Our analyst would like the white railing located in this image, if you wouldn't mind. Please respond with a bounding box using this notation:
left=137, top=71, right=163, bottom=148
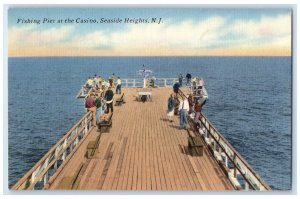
left=76, top=77, right=182, bottom=98
left=121, top=77, right=178, bottom=88
left=12, top=112, right=93, bottom=190
left=178, top=90, right=271, bottom=191
left=197, top=114, right=271, bottom=190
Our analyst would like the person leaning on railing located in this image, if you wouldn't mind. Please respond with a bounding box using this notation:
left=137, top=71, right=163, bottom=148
left=194, top=99, right=202, bottom=129
left=85, top=93, right=97, bottom=127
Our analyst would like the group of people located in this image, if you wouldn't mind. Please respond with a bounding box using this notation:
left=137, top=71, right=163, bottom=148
left=109, top=73, right=122, bottom=94
left=84, top=74, right=122, bottom=97
left=84, top=74, right=121, bottom=127
left=168, top=74, right=205, bottom=130
left=178, top=73, right=192, bottom=87
left=167, top=93, right=202, bottom=130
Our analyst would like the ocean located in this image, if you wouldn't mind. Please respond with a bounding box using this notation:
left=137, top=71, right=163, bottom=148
left=8, top=56, right=292, bottom=190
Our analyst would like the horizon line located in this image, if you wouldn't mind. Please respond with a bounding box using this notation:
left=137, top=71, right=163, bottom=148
left=8, top=55, right=292, bottom=58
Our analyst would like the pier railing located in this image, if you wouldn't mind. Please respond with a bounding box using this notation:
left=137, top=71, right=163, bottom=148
left=198, top=114, right=271, bottom=191
left=76, top=78, right=179, bottom=98
left=11, top=111, right=93, bottom=190
left=122, top=78, right=178, bottom=88
left=178, top=89, right=271, bottom=191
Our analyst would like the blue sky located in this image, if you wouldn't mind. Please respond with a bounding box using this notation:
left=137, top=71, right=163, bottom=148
left=8, top=7, right=292, bottom=56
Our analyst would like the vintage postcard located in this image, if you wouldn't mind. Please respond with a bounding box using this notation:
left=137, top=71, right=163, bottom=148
left=6, top=5, right=292, bottom=192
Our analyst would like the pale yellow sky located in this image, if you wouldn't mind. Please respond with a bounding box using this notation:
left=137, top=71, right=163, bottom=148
left=8, top=11, right=292, bottom=57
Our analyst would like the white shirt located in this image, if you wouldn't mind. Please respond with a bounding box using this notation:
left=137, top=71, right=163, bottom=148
left=178, top=98, right=189, bottom=111
left=117, top=79, right=121, bottom=85
left=199, top=79, right=204, bottom=86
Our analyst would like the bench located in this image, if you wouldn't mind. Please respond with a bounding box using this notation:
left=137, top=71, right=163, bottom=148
left=86, top=134, right=101, bottom=159
left=115, top=93, right=125, bottom=106
left=188, top=136, right=204, bottom=156
left=97, top=112, right=113, bottom=133
left=57, top=163, right=83, bottom=189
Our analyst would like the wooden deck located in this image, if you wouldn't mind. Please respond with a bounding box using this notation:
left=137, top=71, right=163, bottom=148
left=47, top=87, right=234, bottom=190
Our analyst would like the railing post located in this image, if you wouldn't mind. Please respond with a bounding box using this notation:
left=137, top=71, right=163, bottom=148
left=75, top=127, right=79, bottom=145
left=43, top=171, right=48, bottom=186
left=245, top=170, right=249, bottom=190
left=213, top=141, right=217, bottom=152
left=84, top=117, right=88, bottom=134
left=133, top=79, right=136, bottom=87
left=62, top=151, right=66, bottom=161
left=164, top=79, right=167, bottom=87
left=54, top=161, right=58, bottom=170
left=31, top=171, right=36, bottom=184
left=173, top=78, right=176, bottom=85
left=234, top=154, right=237, bottom=178
left=225, top=146, right=228, bottom=168
left=245, top=182, right=249, bottom=191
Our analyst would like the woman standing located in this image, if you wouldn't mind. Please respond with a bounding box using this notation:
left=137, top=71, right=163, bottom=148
left=167, top=94, right=175, bottom=122
left=194, top=99, right=202, bottom=129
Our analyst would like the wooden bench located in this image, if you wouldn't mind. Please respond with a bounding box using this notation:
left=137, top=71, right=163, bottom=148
left=97, top=112, right=113, bottom=133
left=57, top=163, right=83, bottom=190
left=115, top=93, right=125, bottom=106
left=188, top=136, right=204, bottom=156
left=86, top=134, right=101, bottom=159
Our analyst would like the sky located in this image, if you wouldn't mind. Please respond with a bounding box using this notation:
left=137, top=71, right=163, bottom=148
left=8, top=7, right=292, bottom=56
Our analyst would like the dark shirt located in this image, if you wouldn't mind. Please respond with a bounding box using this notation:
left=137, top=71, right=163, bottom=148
left=85, top=97, right=96, bottom=108
left=173, top=82, right=180, bottom=93
left=194, top=102, right=201, bottom=112
left=95, top=98, right=101, bottom=108
left=104, top=90, right=114, bottom=101
left=168, top=97, right=175, bottom=112
left=186, top=73, right=191, bottom=79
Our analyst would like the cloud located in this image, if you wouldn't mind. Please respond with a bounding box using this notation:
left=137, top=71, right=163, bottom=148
left=8, top=13, right=291, bottom=56
left=9, top=25, right=75, bottom=55
left=70, top=31, right=110, bottom=49
left=102, top=16, right=226, bottom=54
left=232, top=14, right=291, bottom=38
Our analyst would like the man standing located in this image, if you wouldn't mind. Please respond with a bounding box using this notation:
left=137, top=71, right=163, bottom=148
left=178, top=73, right=183, bottom=87
left=85, top=93, right=97, bottom=126
left=178, top=97, right=189, bottom=129
left=116, top=77, right=122, bottom=94
left=105, top=86, right=114, bottom=113
left=186, top=73, right=192, bottom=85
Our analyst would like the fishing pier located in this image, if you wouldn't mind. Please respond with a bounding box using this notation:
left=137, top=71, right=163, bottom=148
left=12, top=78, right=271, bottom=191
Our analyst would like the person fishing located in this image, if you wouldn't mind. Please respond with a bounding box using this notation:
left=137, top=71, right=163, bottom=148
left=186, top=73, right=192, bottom=85
left=194, top=99, right=202, bottom=129
left=85, top=93, right=97, bottom=127
left=167, top=94, right=175, bottom=122
left=178, top=73, right=183, bottom=87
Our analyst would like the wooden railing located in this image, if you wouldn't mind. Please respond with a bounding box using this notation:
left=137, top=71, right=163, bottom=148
left=11, top=112, right=94, bottom=190
left=177, top=89, right=271, bottom=191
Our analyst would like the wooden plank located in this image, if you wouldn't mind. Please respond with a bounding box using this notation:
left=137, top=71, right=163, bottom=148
left=48, top=87, right=234, bottom=191
left=111, top=137, right=128, bottom=189
left=97, top=151, right=113, bottom=189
